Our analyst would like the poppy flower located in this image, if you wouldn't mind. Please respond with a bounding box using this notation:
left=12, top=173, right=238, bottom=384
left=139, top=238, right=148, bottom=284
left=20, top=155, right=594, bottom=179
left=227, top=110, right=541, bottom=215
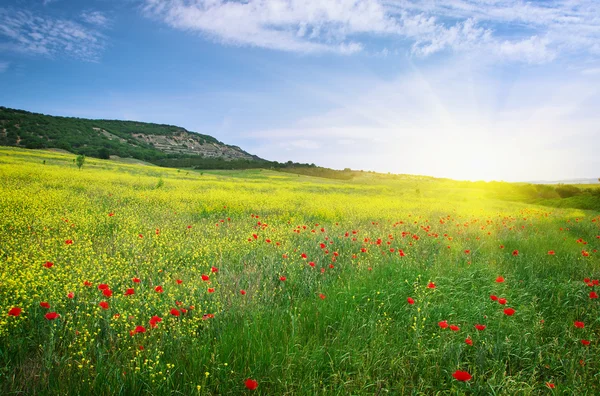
left=590, top=292, right=598, bottom=299
left=546, top=382, right=555, bottom=389
left=175, top=279, right=183, bottom=285
left=40, top=302, right=50, bottom=309
left=83, top=281, right=92, bottom=287
left=45, top=312, right=59, bottom=320
left=309, top=262, right=315, bottom=267
left=98, top=284, right=109, bottom=290
left=574, top=321, right=585, bottom=328
left=211, top=267, right=218, bottom=273
left=319, top=293, right=326, bottom=300
left=208, top=288, right=215, bottom=293
left=99, top=301, right=109, bottom=310
left=465, top=337, right=473, bottom=346
left=155, top=286, right=164, bottom=293
left=449, top=325, right=460, bottom=331
left=512, top=250, right=519, bottom=256
left=124, top=288, right=135, bottom=296
left=103, top=289, right=113, bottom=298
left=498, top=298, right=507, bottom=305
left=149, top=316, right=162, bottom=328
left=201, top=275, right=209, bottom=281
left=548, top=250, right=555, bottom=255
left=65, top=239, right=73, bottom=245
left=43, top=261, right=54, bottom=268
left=240, top=290, right=246, bottom=295
left=495, top=276, right=505, bottom=283
left=581, top=339, right=591, bottom=346
left=475, top=324, right=486, bottom=331
left=135, top=325, right=146, bottom=333
left=438, top=320, right=448, bottom=329
left=301, top=253, right=307, bottom=259
left=132, top=278, right=141, bottom=283
left=8, top=307, right=22, bottom=317
left=490, top=295, right=498, bottom=301
left=427, top=282, right=436, bottom=289
left=452, top=370, right=472, bottom=381
left=67, top=292, right=74, bottom=299
left=279, top=276, right=286, bottom=281
left=503, top=308, right=516, bottom=316
left=170, top=308, right=180, bottom=317
left=407, top=297, right=415, bottom=305
left=245, top=379, right=258, bottom=390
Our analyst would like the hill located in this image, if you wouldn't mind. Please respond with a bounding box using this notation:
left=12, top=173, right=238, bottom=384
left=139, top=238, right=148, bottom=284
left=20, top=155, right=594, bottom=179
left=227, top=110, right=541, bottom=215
left=0, top=106, right=258, bottom=163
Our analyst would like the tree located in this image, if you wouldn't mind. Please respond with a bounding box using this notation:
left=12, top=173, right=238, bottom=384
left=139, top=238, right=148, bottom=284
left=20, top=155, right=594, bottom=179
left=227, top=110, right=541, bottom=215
left=76, top=154, right=85, bottom=170
left=98, top=147, right=110, bottom=159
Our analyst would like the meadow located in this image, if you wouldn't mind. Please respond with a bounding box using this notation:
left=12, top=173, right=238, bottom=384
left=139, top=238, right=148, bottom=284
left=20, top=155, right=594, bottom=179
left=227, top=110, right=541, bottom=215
left=0, top=147, right=599, bottom=395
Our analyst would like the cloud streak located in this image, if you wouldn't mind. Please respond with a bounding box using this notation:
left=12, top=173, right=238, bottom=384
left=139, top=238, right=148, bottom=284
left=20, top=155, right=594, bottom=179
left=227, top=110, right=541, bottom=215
left=0, top=8, right=106, bottom=61
left=141, top=0, right=600, bottom=62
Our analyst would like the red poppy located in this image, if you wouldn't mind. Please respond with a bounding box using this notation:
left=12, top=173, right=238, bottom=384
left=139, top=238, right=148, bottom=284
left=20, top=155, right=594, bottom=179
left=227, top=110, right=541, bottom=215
left=211, top=267, right=218, bottom=273
left=319, top=293, right=326, bottom=300
left=465, top=337, right=473, bottom=346
left=99, top=301, right=109, bottom=310
left=498, top=298, right=507, bottom=305
left=438, top=320, right=448, bottom=329
left=135, top=325, right=146, bottom=333
left=65, top=239, right=73, bottom=245
left=240, top=290, right=246, bottom=295
left=149, top=316, right=162, bottom=328
left=449, top=325, right=460, bottom=331
left=309, top=262, right=315, bottom=267
left=155, top=286, right=164, bottom=293
left=175, top=279, right=183, bottom=285
left=452, top=370, right=472, bottom=381
left=581, top=339, right=591, bottom=346
left=407, top=297, right=415, bottom=305
left=201, top=275, right=209, bottom=281
left=590, top=291, right=598, bottom=299
left=103, top=289, right=113, bottom=298
left=546, top=382, right=555, bottom=389
left=83, top=280, right=92, bottom=287
left=8, top=307, right=22, bottom=316
left=132, top=278, right=141, bottom=283
left=43, top=261, right=54, bottom=268
left=495, top=276, right=505, bottom=283
left=67, top=292, right=74, bottom=299
left=208, top=288, right=215, bottom=293
left=170, top=308, right=180, bottom=317
left=45, top=312, right=59, bottom=320
left=138, top=345, right=144, bottom=350
left=574, top=321, right=585, bottom=328
left=475, top=324, right=486, bottom=331
left=40, top=302, right=50, bottom=309
left=98, top=283, right=109, bottom=290
left=124, top=288, right=135, bottom=296
left=503, top=308, right=516, bottom=316
left=427, top=282, right=436, bottom=289
left=490, top=295, right=498, bottom=301
left=512, top=250, right=519, bottom=256
left=301, top=253, right=307, bottom=259
left=245, top=379, right=258, bottom=390
left=548, top=250, right=555, bottom=255
left=279, top=276, right=286, bottom=281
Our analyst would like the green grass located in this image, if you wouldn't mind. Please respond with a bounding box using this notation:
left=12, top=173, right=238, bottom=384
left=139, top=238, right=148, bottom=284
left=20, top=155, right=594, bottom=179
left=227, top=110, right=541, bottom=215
left=0, top=146, right=599, bottom=395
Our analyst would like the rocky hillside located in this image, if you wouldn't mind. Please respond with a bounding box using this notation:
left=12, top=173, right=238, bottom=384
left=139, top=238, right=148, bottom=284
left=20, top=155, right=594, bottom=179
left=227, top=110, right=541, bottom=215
left=0, top=106, right=258, bottom=162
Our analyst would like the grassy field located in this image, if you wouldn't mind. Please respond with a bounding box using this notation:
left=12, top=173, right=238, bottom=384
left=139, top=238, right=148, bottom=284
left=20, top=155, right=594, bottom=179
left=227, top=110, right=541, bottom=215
left=0, top=147, right=599, bottom=395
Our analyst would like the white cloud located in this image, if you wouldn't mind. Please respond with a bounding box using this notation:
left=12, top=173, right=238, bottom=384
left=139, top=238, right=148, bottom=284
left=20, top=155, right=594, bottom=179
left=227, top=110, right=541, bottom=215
left=0, top=8, right=106, bottom=61
left=142, top=0, right=600, bottom=62
left=81, top=11, right=109, bottom=27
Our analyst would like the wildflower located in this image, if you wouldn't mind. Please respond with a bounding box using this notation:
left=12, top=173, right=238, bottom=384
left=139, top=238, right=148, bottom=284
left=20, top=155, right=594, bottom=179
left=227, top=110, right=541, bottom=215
left=211, top=267, right=218, bottom=273
left=124, top=288, right=135, bottom=296
left=503, top=308, right=516, bottom=316
left=449, top=325, right=460, bottom=331
left=495, top=276, right=505, bottom=283
left=581, top=339, right=590, bottom=346
left=465, top=337, right=473, bottom=346
left=67, top=292, right=74, bottom=299
left=407, top=297, right=415, bottom=305
left=452, top=370, right=472, bottom=381
left=438, top=320, right=449, bottom=329
left=240, top=290, right=246, bottom=295
left=498, top=298, right=507, bottom=305
left=475, top=324, right=486, bottom=331
left=574, top=321, right=585, bottom=328
left=43, top=261, right=54, bottom=268
left=155, top=286, right=164, bottom=293
left=546, top=382, right=555, bottom=389
left=99, top=301, right=109, bottom=310
left=245, top=379, right=258, bottom=390
left=279, top=276, right=286, bottom=281
left=8, top=307, right=22, bottom=316
left=40, top=302, right=50, bottom=309
left=427, top=282, right=436, bottom=289
left=45, top=312, right=59, bottom=320
left=590, top=292, right=598, bottom=299
left=170, top=308, right=180, bottom=317
left=512, top=250, right=519, bottom=256
left=98, top=284, right=109, bottom=290
left=132, top=277, right=141, bottom=283
left=208, top=288, right=215, bottom=293
left=201, top=275, right=209, bottom=281
left=103, top=289, right=113, bottom=298
left=490, top=295, right=498, bottom=301
left=175, top=279, right=183, bottom=285
left=135, top=326, right=146, bottom=333
left=319, top=293, right=326, bottom=300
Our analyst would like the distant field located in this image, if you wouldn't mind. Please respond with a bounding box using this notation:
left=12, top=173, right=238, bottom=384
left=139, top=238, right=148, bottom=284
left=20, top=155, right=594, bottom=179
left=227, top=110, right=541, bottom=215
left=0, top=147, right=599, bottom=395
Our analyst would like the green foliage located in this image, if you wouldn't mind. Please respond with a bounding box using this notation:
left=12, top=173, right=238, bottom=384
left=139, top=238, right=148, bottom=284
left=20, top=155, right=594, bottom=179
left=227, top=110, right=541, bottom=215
left=75, top=154, right=85, bottom=170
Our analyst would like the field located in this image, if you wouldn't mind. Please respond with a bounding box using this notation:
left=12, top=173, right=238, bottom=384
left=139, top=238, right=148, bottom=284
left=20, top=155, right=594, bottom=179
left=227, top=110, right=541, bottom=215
left=0, top=147, right=599, bottom=395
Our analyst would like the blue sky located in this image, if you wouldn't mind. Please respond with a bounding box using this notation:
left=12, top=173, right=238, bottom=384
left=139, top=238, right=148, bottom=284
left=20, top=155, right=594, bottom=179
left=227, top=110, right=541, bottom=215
left=1, top=0, right=599, bottom=181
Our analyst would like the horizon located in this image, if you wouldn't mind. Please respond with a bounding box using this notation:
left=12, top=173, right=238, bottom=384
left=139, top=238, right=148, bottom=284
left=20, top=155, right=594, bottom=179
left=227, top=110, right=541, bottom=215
left=1, top=0, right=599, bottom=182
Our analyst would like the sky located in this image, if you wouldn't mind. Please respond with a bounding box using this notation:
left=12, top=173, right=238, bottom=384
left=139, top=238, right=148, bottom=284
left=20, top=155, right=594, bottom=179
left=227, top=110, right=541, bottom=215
left=1, top=0, right=599, bottom=182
